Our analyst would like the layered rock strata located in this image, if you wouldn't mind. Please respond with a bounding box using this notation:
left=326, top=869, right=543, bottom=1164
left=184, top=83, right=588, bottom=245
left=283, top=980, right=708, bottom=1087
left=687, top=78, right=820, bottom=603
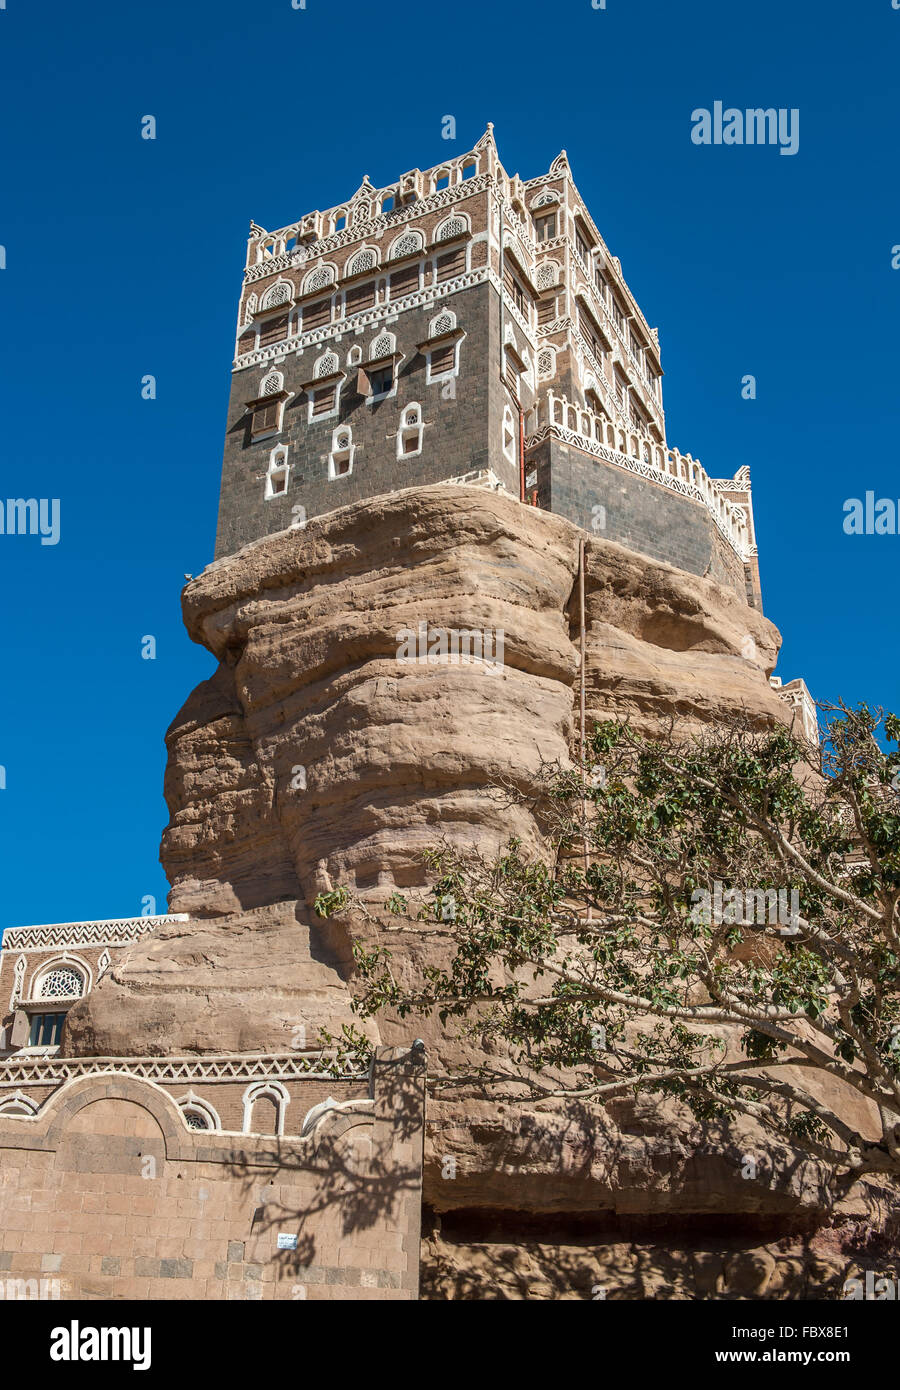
left=65, top=484, right=875, bottom=1299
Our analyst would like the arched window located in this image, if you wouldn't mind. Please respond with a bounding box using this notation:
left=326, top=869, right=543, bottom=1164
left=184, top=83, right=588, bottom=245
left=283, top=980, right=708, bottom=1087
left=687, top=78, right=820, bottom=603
left=329, top=426, right=355, bottom=478
left=397, top=403, right=424, bottom=459
left=261, top=280, right=293, bottom=310
left=242, top=1082, right=289, bottom=1137
left=0, top=1093, right=37, bottom=1117
left=346, top=248, right=377, bottom=276
left=538, top=347, right=555, bottom=379
left=388, top=230, right=425, bottom=260
left=435, top=215, right=469, bottom=242
left=370, top=331, right=395, bottom=360
left=36, top=966, right=84, bottom=1000
left=429, top=309, right=456, bottom=338
left=303, top=265, right=335, bottom=295
left=265, top=445, right=290, bottom=499
left=261, top=369, right=284, bottom=395
left=314, top=352, right=339, bottom=379
left=177, top=1093, right=220, bottom=1132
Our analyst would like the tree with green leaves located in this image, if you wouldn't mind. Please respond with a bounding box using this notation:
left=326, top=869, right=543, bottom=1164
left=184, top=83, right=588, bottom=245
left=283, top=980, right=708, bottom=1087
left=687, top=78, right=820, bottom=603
left=316, top=704, right=900, bottom=1186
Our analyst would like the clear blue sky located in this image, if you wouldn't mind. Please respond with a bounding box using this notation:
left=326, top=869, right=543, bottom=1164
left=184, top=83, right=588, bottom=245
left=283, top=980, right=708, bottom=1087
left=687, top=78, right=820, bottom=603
left=0, top=0, right=897, bottom=932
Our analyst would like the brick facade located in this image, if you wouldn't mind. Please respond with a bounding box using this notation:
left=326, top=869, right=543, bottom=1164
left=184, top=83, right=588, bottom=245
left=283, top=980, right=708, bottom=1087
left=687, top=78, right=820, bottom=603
left=0, top=1046, right=424, bottom=1301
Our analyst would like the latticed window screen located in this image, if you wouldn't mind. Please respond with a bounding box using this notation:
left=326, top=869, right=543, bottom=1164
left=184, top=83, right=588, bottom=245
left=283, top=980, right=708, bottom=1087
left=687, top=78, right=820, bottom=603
left=438, top=218, right=466, bottom=241
left=37, top=967, right=83, bottom=999
left=183, top=1109, right=211, bottom=1131
left=305, top=269, right=333, bottom=293
left=392, top=234, right=421, bottom=259
left=263, top=282, right=292, bottom=308
left=348, top=251, right=376, bottom=275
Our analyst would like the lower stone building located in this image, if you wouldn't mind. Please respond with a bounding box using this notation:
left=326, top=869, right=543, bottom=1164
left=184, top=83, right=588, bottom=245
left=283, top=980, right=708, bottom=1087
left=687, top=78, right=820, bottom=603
left=0, top=917, right=425, bottom=1301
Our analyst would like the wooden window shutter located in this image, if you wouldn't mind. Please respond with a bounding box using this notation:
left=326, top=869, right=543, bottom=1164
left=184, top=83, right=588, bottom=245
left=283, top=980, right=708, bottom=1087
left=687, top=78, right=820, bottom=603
left=252, top=401, right=279, bottom=434
left=303, top=299, right=331, bottom=330
left=436, top=247, right=465, bottom=282
left=238, top=333, right=256, bottom=355
left=390, top=264, right=419, bottom=298
left=537, top=296, right=556, bottom=327
left=345, top=281, right=376, bottom=314
left=430, top=343, right=455, bottom=376
left=259, top=313, right=289, bottom=347
left=312, top=385, right=336, bottom=416
left=505, top=355, right=519, bottom=397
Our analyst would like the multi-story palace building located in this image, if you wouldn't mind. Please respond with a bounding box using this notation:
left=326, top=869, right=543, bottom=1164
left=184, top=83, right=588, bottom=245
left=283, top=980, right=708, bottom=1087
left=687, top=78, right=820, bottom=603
left=216, top=124, right=761, bottom=608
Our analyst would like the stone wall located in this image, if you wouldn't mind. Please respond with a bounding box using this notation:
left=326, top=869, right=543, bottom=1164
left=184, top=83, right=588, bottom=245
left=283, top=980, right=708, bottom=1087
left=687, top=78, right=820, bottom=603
left=0, top=1045, right=424, bottom=1301
left=529, top=435, right=749, bottom=600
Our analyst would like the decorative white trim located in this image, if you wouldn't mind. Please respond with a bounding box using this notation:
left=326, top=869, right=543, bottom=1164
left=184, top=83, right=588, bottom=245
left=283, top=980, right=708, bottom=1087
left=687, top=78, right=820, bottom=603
left=0, top=1052, right=365, bottom=1088
left=328, top=426, right=355, bottom=479
left=245, top=170, right=492, bottom=282
left=300, top=1096, right=374, bottom=1138
left=29, top=954, right=92, bottom=1003
left=527, top=419, right=753, bottom=559
left=530, top=189, right=561, bottom=209
left=0, top=1091, right=38, bottom=1116
left=306, top=373, right=343, bottom=424
left=502, top=405, right=517, bottom=463
left=369, top=330, right=396, bottom=360
left=0, top=916, right=187, bottom=955
left=235, top=265, right=497, bottom=372
left=387, top=229, right=426, bottom=261
left=397, top=402, right=425, bottom=459
left=242, top=1080, right=290, bottom=1137
left=10, top=955, right=25, bottom=1011
left=264, top=445, right=291, bottom=500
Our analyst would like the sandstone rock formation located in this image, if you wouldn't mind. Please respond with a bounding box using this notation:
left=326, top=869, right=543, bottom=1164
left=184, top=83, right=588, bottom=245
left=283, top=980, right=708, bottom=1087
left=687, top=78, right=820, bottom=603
left=67, top=483, right=878, bottom=1299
